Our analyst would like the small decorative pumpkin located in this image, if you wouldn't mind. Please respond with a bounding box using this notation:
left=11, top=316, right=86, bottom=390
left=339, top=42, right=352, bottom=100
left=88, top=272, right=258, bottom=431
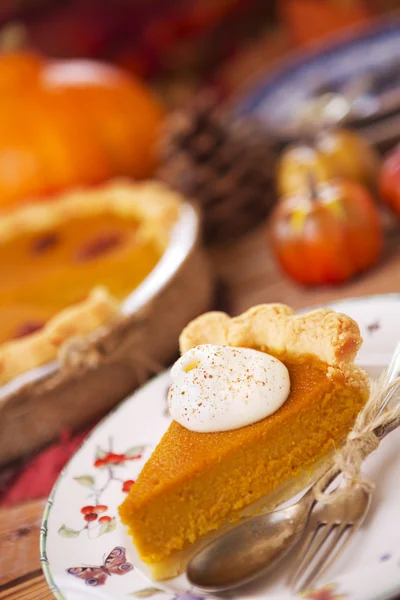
left=380, top=144, right=400, bottom=217
left=277, top=129, right=380, bottom=197
left=0, top=52, right=164, bottom=209
left=270, top=176, right=383, bottom=285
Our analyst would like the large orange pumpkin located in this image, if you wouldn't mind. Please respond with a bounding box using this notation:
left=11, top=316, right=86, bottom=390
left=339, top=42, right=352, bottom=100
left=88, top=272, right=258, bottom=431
left=0, top=52, right=164, bottom=209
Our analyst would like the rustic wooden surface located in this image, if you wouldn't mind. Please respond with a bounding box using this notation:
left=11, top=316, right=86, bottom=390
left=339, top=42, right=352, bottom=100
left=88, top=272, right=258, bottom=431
left=211, top=216, right=400, bottom=316
left=0, top=499, right=53, bottom=599
left=1, top=220, right=400, bottom=598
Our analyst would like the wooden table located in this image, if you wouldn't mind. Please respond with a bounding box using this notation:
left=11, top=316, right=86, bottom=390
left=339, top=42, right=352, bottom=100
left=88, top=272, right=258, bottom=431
left=1, top=219, right=400, bottom=599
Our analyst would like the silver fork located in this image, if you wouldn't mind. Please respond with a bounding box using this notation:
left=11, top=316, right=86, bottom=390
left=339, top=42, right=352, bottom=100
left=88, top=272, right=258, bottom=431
left=288, top=481, right=372, bottom=592
left=289, top=346, right=400, bottom=593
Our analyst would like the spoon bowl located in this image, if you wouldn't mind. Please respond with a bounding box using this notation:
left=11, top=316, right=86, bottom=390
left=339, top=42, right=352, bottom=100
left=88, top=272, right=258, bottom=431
left=187, top=490, right=314, bottom=591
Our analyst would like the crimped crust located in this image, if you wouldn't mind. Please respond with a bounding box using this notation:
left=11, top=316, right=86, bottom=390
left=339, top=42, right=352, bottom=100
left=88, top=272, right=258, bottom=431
left=0, top=180, right=182, bottom=386
left=0, top=287, right=119, bottom=386
left=0, top=179, right=181, bottom=252
left=180, top=304, right=370, bottom=393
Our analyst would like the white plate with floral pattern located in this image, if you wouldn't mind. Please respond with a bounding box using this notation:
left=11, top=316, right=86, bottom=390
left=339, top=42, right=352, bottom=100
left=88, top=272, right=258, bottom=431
left=41, top=294, right=400, bottom=600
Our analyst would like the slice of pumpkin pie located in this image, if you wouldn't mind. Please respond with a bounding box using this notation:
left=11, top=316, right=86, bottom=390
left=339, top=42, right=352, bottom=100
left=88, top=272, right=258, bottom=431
left=119, top=304, right=369, bottom=579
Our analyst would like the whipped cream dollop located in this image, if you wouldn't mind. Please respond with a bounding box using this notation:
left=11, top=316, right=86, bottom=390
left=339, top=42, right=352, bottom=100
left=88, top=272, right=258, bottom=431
left=168, top=344, right=290, bottom=433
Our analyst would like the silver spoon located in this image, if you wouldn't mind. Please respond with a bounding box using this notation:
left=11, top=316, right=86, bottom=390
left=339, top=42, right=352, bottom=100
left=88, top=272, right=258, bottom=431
left=187, top=346, right=400, bottom=592
left=186, top=465, right=337, bottom=591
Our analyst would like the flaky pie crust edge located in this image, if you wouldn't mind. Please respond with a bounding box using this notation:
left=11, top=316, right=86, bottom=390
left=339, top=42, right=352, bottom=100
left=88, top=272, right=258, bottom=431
left=180, top=303, right=370, bottom=394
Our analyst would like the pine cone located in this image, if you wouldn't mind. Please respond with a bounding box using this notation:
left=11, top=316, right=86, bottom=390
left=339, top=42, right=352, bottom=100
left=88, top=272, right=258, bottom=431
left=156, top=95, right=276, bottom=244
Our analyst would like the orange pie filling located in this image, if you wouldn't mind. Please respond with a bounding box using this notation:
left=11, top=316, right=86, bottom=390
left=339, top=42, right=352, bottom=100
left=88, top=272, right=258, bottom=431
left=0, top=212, right=160, bottom=344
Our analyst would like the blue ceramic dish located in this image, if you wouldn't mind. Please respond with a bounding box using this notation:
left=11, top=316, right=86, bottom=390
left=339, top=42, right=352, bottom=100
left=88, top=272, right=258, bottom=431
left=233, top=17, right=400, bottom=143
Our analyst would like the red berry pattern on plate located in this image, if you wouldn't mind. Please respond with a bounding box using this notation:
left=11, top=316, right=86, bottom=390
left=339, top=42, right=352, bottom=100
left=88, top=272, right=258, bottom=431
left=98, top=516, right=112, bottom=524
left=58, top=439, right=146, bottom=540
left=81, top=505, right=95, bottom=515
left=84, top=512, right=98, bottom=522
left=94, top=451, right=143, bottom=468
left=122, top=480, right=135, bottom=493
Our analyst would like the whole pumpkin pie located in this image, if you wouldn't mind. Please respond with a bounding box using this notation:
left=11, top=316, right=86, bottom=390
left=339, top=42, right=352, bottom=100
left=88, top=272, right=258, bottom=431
left=119, top=304, right=370, bottom=579
left=0, top=180, right=181, bottom=385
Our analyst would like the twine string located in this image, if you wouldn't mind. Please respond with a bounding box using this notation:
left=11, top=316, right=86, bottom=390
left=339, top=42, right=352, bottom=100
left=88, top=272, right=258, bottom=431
left=314, top=374, right=400, bottom=504
left=59, top=331, right=165, bottom=387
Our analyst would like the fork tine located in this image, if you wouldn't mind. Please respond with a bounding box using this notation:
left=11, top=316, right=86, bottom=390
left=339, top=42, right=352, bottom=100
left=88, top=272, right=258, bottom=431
left=295, top=524, right=348, bottom=593
left=304, top=522, right=361, bottom=591
left=288, top=524, right=329, bottom=588
left=287, top=527, right=319, bottom=587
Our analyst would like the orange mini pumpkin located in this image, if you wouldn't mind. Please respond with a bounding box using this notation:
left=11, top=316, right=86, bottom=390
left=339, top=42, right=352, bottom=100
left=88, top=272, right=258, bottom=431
left=277, top=129, right=380, bottom=197
left=270, top=177, right=383, bottom=285
left=0, top=52, right=164, bottom=209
